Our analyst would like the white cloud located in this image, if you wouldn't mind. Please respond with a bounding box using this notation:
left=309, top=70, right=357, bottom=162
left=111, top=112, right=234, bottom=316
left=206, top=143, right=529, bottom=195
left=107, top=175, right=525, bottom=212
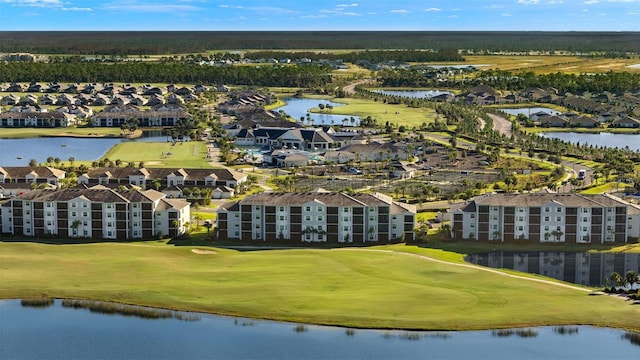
left=390, top=9, right=409, bottom=13
left=502, top=12, right=512, bottom=16
left=336, top=3, right=358, bottom=7
left=102, top=4, right=200, bottom=13
left=583, top=0, right=599, bottom=3
left=62, top=7, right=92, bottom=11
left=448, top=15, right=458, bottom=18
left=424, top=7, right=441, bottom=12
left=0, top=0, right=63, bottom=7
left=517, top=0, right=540, bottom=4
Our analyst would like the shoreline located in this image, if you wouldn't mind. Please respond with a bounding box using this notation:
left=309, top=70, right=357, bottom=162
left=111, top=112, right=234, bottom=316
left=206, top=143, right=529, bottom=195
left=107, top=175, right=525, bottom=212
left=4, top=294, right=638, bottom=333
left=2, top=242, right=639, bottom=333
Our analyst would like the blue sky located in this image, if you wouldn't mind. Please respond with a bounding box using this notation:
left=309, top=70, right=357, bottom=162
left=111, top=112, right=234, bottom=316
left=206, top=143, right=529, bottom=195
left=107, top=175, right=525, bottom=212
left=0, top=0, right=638, bottom=31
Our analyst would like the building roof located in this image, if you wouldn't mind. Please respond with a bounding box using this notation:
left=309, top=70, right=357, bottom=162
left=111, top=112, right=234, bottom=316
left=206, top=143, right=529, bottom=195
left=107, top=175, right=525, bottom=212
left=465, top=193, right=633, bottom=209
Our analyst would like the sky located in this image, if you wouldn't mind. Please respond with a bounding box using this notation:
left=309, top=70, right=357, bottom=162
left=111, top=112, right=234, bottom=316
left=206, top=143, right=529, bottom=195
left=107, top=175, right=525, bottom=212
left=0, top=0, right=638, bottom=31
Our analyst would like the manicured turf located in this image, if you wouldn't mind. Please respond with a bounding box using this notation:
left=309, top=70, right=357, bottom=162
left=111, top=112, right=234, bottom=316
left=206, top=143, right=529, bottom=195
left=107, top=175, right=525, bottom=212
left=100, top=141, right=212, bottom=168
left=1, top=242, right=638, bottom=331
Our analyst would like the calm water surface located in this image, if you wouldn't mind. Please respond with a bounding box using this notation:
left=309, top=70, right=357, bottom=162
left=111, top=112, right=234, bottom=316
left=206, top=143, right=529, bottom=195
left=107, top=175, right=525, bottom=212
left=372, top=90, right=453, bottom=98
left=0, top=134, right=169, bottom=166
left=500, top=107, right=562, bottom=117
left=466, top=251, right=640, bottom=287
left=1, top=300, right=638, bottom=359
left=276, top=97, right=361, bottom=126
left=539, top=132, right=640, bottom=151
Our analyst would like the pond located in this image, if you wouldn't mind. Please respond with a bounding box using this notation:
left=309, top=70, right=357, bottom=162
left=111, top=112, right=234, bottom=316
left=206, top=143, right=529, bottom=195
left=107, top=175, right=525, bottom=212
left=275, top=97, right=361, bottom=127
left=465, top=251, right=640, bottom=287
left=372, top=90, right=453, bottom=98
left=0, top=132, right=170, bottom=166
left=539, top=132, right=640, bottom=151
left=1, top=299, right=638, bottom=359
left=499, top=107, right=562, bottom=118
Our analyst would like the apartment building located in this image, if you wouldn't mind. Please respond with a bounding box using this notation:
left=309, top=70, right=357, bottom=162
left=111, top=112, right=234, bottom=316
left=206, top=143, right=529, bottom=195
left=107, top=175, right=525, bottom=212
left=1, top=187, right=190, bottom=240
left=218, top=191, right=416, bottom=243
left=451, top=193, right=640, bottom=243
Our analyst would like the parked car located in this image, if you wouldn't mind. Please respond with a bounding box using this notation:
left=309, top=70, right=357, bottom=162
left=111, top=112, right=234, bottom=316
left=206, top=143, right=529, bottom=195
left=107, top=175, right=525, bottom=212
left=347, top=167, right=363, bottom=175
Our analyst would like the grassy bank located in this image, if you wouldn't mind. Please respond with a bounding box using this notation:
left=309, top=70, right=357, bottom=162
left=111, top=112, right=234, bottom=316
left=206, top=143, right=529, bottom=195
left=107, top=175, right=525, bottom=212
left=0, top=127, right=123, bottom=139
left=100, top=141, right=212, bottom=168
left=1, top=241, right=638, bottom=331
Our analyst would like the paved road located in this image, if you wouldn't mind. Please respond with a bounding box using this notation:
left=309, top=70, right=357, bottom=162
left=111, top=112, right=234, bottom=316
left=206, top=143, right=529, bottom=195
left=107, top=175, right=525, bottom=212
left=487, top=113, right=513, bottom=137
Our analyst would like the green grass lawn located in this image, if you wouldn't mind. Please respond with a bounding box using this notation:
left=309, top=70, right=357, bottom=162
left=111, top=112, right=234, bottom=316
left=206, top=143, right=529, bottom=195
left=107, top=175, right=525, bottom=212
left=101, top=141, right=212, bottom=168
left=0, top=127, right=123, bottom=139
left=1, top=241, right=638, bottom=331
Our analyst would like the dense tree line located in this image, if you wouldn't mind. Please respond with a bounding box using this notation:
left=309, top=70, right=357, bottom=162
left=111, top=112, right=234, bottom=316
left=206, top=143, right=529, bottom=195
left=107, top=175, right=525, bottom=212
left=377, top=68, right=640, bottom=93
left=244, top=49, right=463, bottom=63
left=0, top=62, right=332, bottom=88
left=2, top=31, right=638, bottom=55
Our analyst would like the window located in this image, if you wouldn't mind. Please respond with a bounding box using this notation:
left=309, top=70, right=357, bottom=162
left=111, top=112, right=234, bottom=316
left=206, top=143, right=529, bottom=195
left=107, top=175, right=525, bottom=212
left=392, top=224, right=397, bottom=229
left=544, top=226, right=549, bottom=232
left=582, top=226, right=588, bottom=232
left=305, top=216, right=310, bottom=221
left=107, top=231, right=112, bottom=237
left=556, top=207, right=562, bottom=213
left=71, top=203, right=77, bottom=208
left=369, top=216, right=375, bottom=221
left=71, top=211, right=77, bottom=217
left=83, top=221, right=88, bottom=226
left=280, top=225, right=285, bottom=230
left=518, top=216, right=524, bottom=221
left=583, top=208, right=589, bottom=213
left=344, top=208, right=349, bottom=213
left=82, top=203, right=88, bottom=208
left=582, top=217, right=588, bottom=222
left=317, top=216, right=323, bottom=221
left=46, top=203, right=52, bottom=208
left=83, top=212, right=88, bottom=217
left=556, top=216, right=562, bottom=222
left=343, top=217, right=349, bottom=221
left=492, top=224, right=498, bottom=230
left=470, top=214, right=475, bottom=219
left=492, top=215, right=498, bottom=220
left=607, top=208, right=612, bottom=213
left=545, top=207, right=550, bottom=212
left=343, top=226, right=349, bottom=231
left=470, top=224, right=475, bottom=228
left=306, top=206, right=311, bottom=212
left=544, top=216, right=549, bottom=222
left=279, top=207, right=284, bottom=211
left=107, top=213, right=112, bottom=218
left=279, top=216, right=285, bottom=221
left=518, top=226, right=524, bottom=231
left=518, top=208, right=524, bottom=213
left=306, top=234, right=311, bottom=240
left=317, top=207, right=322, bottom=212
left=234, top=231, right=239, bottom=237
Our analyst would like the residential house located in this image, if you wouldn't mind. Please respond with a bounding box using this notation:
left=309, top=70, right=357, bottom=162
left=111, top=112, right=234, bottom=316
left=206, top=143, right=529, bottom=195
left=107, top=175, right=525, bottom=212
left=611, top=116, right=640, bottom=128
left=0, top=166, right=66, bottom=188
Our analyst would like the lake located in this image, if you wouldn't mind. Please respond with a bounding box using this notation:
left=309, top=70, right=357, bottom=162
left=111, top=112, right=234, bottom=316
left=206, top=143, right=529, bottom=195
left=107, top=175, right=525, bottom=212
left=1, top=299, right=638, bottom=359
left=276, top=97, right=361, bottom=126
left=372, top=90, right=453, bottom=98
left=500, top=107, right=562, bottom=118
left=0, top=133, right=169, bottom=166
left=539, top=132, right=640, bottom=151
left=466, top=251, right=640, bottom=287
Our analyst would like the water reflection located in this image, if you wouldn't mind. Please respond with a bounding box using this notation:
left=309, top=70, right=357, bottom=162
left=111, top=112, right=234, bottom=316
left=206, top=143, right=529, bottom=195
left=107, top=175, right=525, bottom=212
left=465, top=252, right=640, bottom=287
left=2, top=299, right=639, bottom=359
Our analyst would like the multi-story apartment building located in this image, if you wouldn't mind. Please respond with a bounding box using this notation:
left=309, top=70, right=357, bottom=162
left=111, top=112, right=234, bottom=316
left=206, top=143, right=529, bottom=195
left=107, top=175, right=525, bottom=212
left=218, top=192, right=416, bottom=243
left=451, top=193, right=640, bottom=243
left=1, top=187, right=190, bottom=240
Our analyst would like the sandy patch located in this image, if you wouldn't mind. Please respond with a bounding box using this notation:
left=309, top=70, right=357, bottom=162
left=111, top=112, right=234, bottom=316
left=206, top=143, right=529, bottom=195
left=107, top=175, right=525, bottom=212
left=191, top=249, right=217, bottom=255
